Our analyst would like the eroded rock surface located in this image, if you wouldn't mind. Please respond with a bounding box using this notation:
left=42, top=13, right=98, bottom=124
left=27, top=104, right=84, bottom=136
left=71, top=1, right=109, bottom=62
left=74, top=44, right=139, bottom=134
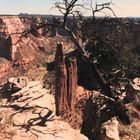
left=100, top=117, right=120, bottom=140
left=8, top=76, right=28, bottom=91
left=0, top=80, right=87, bottom=140
left=0, top=16, right=75, bottom=85
left=1, top=16, right=48, bottom=65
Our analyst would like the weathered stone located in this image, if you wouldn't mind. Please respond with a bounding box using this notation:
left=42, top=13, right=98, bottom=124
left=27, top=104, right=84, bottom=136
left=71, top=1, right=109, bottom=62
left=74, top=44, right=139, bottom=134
left=8, top=76, right=28, bottom=91
left=100, top=117, right=120, bottom=140
left=131, top=78, right=140, bottom=108
left=131, top=78, right=140, bottom=91
left=0, top=80, right=88, bottom=140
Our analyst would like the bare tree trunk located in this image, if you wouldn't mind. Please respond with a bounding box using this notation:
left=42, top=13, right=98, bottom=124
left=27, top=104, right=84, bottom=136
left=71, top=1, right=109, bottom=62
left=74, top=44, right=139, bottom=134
left=55, top=43, right=68, bottom=116
left=55, top=43, right=77, bottom=116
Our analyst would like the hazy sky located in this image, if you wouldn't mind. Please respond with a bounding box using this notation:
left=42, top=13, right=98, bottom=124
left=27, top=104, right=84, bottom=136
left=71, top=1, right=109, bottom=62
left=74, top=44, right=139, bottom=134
left=0, top=0, right=139, bottom=17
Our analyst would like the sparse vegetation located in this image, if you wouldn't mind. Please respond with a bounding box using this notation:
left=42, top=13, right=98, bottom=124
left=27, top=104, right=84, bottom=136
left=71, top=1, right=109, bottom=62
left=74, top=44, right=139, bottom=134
left=0, top=0, right=140, bottom=140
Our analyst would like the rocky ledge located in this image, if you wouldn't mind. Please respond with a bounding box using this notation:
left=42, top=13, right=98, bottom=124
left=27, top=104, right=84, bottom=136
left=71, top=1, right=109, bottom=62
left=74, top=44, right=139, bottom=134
left=0, top=78, right=87, bottom=140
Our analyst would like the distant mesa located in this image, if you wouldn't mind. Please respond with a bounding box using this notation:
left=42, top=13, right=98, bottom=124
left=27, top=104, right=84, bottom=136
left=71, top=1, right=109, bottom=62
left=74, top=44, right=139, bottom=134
left=19, top=13, right=29, bottom=16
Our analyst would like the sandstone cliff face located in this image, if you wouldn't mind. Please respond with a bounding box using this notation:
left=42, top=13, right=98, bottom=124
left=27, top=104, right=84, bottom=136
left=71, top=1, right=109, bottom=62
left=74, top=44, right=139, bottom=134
left=0, top=16, right=51, bottom=68
left=20, top=16, right=48, bottom=36
left=0, top=16, right=74, bottom=84
left=0, top=16, right=50, bottom=84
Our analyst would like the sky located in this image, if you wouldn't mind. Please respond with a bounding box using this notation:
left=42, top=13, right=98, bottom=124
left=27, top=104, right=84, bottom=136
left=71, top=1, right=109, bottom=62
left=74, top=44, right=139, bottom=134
left=0, top=0, right=139, bottom=17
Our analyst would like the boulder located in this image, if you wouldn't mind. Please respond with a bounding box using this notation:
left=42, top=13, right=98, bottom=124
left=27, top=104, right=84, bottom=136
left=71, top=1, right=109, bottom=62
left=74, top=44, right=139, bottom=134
left=2, top=76, right=29, bottom=94
left=131, top=78, right=140, bottom=108
left=131, top=78, right=140, bottom=91
left=100, top=117, right=120, bottom=140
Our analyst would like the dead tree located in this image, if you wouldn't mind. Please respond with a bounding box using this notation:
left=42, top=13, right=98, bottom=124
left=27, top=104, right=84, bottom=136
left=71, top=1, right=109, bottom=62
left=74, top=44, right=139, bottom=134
left=55, top=43, right=77, bottom=116
left=54, top=0, right=130, bottom=125
left=54, top=0, right=115, bottom=99
left=14, top=0, right=130, bottom=125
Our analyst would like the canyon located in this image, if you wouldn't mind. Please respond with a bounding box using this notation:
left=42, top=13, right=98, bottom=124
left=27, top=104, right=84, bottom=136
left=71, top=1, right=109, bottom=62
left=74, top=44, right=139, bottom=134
left=0, top=15, right=140, bottom=140
left=0, top=16, right=73, bottom=84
